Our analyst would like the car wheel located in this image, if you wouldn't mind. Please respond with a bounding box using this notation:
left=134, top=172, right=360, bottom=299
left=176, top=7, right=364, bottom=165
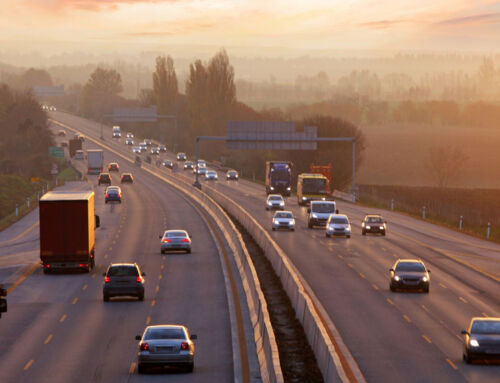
left=382, top=232, right=386, bottom=236
left=43, top=268, right=51, bottom=274
left=266, top=207, right=269, bottom=211
left=308, top=222, right=313, bottom=229
left=346, top=235, right=351, bottom=239
left=390, top=285, right=395, bottom=292
left=138, top=293, right=144, bottom=301
left=362, top=230, right=366, bottom=235
left=103, top=294, right=109, bottom=302
left=161, top=250, right=164, bottom=254
left=186, top=249, right=191, bottom=254
left=291, top=228, right=295, bottom=232
left=272, top=228, right=276, bottom=231
left=186, top=363, right=194, bottom=373
left=326, top=233, right=330, bottom=238
left=463, top=353, right=472, bottom=364
left=423, top=286, right=430, bottom=294
left=138, top=364, right=147, bottom=374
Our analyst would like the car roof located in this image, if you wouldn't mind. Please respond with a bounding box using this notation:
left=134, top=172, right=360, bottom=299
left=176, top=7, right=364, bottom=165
left=274, top=210, right=292, bottom=215
left=99, top=172, right=110, bottom=176
left=329, top=214, right=348, bottom=219
left=396, top=259, right=424, bottom=264
left=145, top=324, right=186, bottom=331
left=122, top=173, right=132, bottom=176
left=268, top=194, right=283, bottom=198
left=109, top=162, right=118, bottom=165
left=365, top=214, right=382, bottom=218
left=163, top=230, right=188, bottom=234
left=470, top=317, right=500, bottom=322
left=109, top=263, right=138, bottom=268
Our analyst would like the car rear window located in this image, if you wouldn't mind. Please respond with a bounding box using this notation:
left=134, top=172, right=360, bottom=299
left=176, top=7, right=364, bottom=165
left=145, top=328, right=186, bottom=340
left=395, top=262, right=425, bottom=272
left=108, top=266, right=139, bottom=276
left=165, top=231, right=187, bottom=238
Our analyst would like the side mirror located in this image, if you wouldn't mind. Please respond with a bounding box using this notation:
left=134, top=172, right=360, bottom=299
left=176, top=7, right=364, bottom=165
left=102, top=272, right=106, bottom=276
left=135, top=335, right=141, bottom=340
left=427, top=270, right=431, bottom=273
left=389, top=268, right=394, bottom=272
left=384, top=220, right=388, bottom=224
left=307, top=208, right=311, bottom=213
left=95, top=215, right=100, bottom=228
left=336, top=209, right=339, bottom=214
left=190, top=334, right=197, bottom=340
left=461, top=330, right=468, bottom=335
left=188, top=233, right=193, bottom=238
left=159, top=235, right=162, bottom=239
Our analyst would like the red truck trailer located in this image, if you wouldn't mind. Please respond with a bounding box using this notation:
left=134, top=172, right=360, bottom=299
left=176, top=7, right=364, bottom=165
left=39, top=191, right=99, bottom=273
left=310, top=164, right=333, bottom=194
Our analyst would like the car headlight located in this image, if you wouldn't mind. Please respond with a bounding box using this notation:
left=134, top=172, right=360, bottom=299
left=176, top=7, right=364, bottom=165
left=470, top=339, right=479, bottom=347
left=346, top=226, right=351, bottom=232
left=286, top=187, right=291, bottom=191
left=312, top=214, right=318, bottom=218
left=394, top=275, right=401, bottom=281
left=365, top=225, right=371, bottom=230
left=279, top=202, right=284, bottom=206
left=270, top=186, right=275, bottom=190
left=422, top=276, right=428, bottom=282
left=302, top=197, right=307, bottom=200
left=274, top=220, right=280, bottom=225
left=268, top=202, right=272, bottom=206
left=380, top=226, right=385, bottom=230
left=321, top=197, right=326, bottom=201
left=290, top=220, right=295, bottom=225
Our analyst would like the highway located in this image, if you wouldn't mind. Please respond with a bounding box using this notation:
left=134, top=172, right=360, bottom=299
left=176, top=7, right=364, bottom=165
left=50, top=111, right=500, bottom=382
left=0, top=135, right=236, bottom=382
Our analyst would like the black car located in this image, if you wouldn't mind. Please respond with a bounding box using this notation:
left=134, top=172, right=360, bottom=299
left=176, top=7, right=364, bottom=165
left=163, top=160, right=173, bottom=169
left=98, top=173, right=112, bottom=185
left=462, top=317, right=500, bottom=363
left=226, top=170, right=239, bottom=180
left=184, top=161, right=194, bottom=170
left=103, top=263, right=145, bottom=301
left=389, top=259, right=430, bottom=293
left=121, top=173, right=134, bottom=183
left=361, top=215, right=386, bottom=236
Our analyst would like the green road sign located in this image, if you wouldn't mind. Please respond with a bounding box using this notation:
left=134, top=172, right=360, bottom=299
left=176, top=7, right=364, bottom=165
left=49, top=146, right=64, bottom=158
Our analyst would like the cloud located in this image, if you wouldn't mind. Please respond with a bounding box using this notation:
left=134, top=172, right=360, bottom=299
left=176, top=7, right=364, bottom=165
left=358, top=19, right=406, bottom=29
left=23, top=0, right=182, bottom=12
left=437, top=12, right=500, bottom=26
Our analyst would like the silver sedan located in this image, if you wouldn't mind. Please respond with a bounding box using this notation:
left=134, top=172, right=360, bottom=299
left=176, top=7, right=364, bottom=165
left=272, top=211, right=295, bottom=231
left=136, top=325, right=197, bottom=373
left=160, top=230, right=192, bottom=254
left=205, top=170, right=218, bottom=180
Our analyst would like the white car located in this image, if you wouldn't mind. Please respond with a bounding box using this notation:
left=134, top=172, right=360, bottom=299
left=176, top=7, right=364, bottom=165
left=193, top=166, right=206, bottom=175
left=326, top=214, right=351, bottom=238
left=125, top=139, right=134, bottom=145
left=205, top=170, right=218, bottom=180
left=266, top=194, right=285, bottom=210
left=272, top=211, right=295, bottom=231
left=132, top=147, right=141, bottom=154
left=126, top=133, right=134, bottom=138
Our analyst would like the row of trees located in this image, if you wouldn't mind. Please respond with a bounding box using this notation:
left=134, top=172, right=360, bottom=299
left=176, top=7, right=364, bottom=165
left=0, top=84, right=53, bottom=176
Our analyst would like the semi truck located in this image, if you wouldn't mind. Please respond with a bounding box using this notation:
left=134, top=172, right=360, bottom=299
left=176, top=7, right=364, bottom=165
left=87, top=149, right=104, bottom=174
left=265, top=161, right=293, bottom=196
left=39, top=191, right=100, bottom=273
left=297, top=173, right=330, bottom=205
left=310, top=164, right=332, bottom=194
left=68, top=138, right=82, bottom=157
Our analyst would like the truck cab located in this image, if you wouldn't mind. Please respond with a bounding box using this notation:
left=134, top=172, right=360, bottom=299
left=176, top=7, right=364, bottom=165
left=307, top=201, right=338, bottom=228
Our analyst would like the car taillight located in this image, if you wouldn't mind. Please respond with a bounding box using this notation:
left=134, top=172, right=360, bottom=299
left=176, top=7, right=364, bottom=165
left=162, top=239, right=171, bottom=243
left=181, top=238, right=190, bottom=243
left=140, top=342, right=149, bottom=351
left=105, top=194, right=109, bottom=198
left=136, top=276, right=142, bottom=283
left=180, top=342, right=190, bottom=351
left=104, top=276, right=110, bottom=283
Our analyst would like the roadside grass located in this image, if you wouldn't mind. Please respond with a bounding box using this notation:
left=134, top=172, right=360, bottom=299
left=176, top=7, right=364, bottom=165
left=57, top=166, right=78, bottom=182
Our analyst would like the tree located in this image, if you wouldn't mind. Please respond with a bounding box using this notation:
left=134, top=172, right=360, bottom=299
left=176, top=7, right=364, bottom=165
left=20, top=68, right=53, bottom=89
left=81, top=67, right=123, bottom=118
left=426, top=146, right=469, bottom=188
left=153, top=56, right=178, bottom=114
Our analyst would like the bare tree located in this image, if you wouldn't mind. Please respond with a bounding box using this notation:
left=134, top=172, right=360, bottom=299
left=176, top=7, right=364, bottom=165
left=426, top=146, right=469, bottom=188
left=153, top=56, right=178, bottom=114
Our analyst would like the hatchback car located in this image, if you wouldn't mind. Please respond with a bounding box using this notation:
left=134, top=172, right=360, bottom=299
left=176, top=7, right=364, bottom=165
left=176, top=152, right=186, bottom=161
left=160, top=230, right=192, bottom=254
left=159, top=145, right=167, bottom=152
left=126, top=132, right=134, bottom=138
left=105, top=186, right=122, bottom=203
left=103, top=263, right=145, bottom=301
left=133, top=147, right=141, bottom=153
left=272, top=211, right=295, bottom=231
left=266, top=194, right=285, bottom=210
left=462, top=317, right=500, bottom=364
left=162, top=160, right=173, bottom=169
left=98, top=172, right=112, bottom=185
left=389, top=259, right=430, bottom=293
left=205, top=170, right=218, bottom=180
left=326, top=214, right=351, bottom=238
left=184, top=161, right=194, bottom=170
left=139, top=143, right=147, bottom=152
left=125, top=138, right=134, bottom=145
left=136, top=325, right=197, bottom=373
left=108, top=162, right=119, bottom=172
left=226, top=170, right=239, bottom=180
left=121, top=173, right=134, bottom=184
left=362, top=215, right=387, bottom=236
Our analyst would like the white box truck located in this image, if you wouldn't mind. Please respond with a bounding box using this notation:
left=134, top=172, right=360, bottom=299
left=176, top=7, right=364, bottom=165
left=87, top=149, right=104, bottom=174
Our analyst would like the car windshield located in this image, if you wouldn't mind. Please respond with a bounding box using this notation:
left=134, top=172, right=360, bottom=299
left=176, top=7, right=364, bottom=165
left=471, top=321, right=500, bottom=334
left=275, top=212, right=292, bottom=218
left=270, top=168, right=290, bottom=181
left=145, top=328, right=186, bottom=340
left=395, top=262, right=426, bottom=272
left=269, top=196, right=282, bottom=201
left=228, top=171, right=236, bottom=175
left=302, top=178, right=327, bottom=194
left=367, top=217, right=383, bottom=223
left=312, top=203, right=335, bottom=213
left=331, top=217, right=348, bottom=224
left=165, top=231, right=187, bottom=238
left=108, top=266, right=138, bottom=276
